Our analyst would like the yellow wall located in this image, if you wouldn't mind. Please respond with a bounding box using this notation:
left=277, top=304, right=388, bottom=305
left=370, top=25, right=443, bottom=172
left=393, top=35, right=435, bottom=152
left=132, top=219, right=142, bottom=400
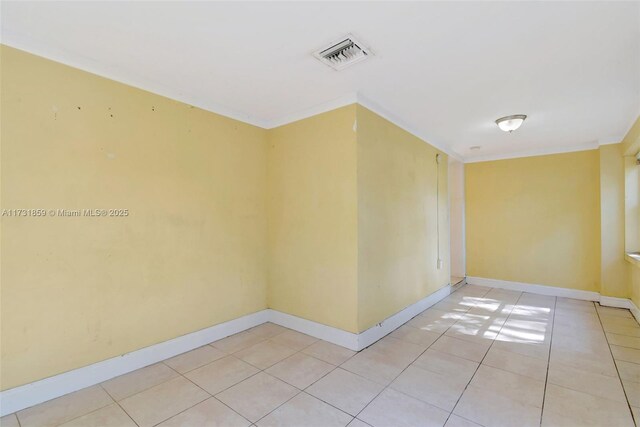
left=622, top=116, right=640, bottom=157
left=1, top=47, right=451, bottom=389
left=267, top=106, right=359, bottom=333
left=600, top=143, right=630, bottom=298
left=466, top=150, right=601, bottom=291
left=622, top=116, right=640, bottom=307
left=1, top=46, right=269, bottom=390
left=356, top=106, right=449, bottom=331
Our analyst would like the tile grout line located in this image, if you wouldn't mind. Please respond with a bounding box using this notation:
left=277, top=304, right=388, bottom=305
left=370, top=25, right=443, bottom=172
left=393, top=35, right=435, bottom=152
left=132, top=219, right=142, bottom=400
left=195, top=330, right=305, bottom=426
left=45, top=384, right=139, bottom=427
left=537, top=295, right=557, bottom=427
left=248, top=342, right=327, bottom=425
left=102, top=326, right=293, bottom=426
left=10, top=290, right=568, bottom=427
left=170, top=370, right=252, bottom=427
left=99, top=383, right=141, bottom=427
left=189, top=326, right=361, bottom=425
left=595, top=303, right=638, bottom=427
left=443, top=288, right=525, bottom=426
left=283, top=299, right=481, bottom=423
left=209, top=330, right=354, bottom=425
left=107, top=364, right=213, bottom=427
left=146, top=326, right=306, bottom=426
left=249, top=336, right=366, bottom=424
left=350, top=285, right=495, bottom=424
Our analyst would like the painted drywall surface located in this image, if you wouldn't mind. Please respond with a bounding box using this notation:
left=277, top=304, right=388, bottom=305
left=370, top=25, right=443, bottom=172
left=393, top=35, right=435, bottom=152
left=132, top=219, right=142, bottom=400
left=600, top=144, right=630, bottom=298
left=449, top=158, right=465, bottom=278
left=632, top=267, right=640, bottom=309
left=356, top=105, right=450, bottom=332
left=267, top=105, right=359, bottom=333
left=622, top=116, right=640, bottom=307
left=625, top=156, right=639, bottom=253
left=623, top=116, right=640, bottom=255
left=466, top=150, right=601, bottom=291
left=0, top=46, right=268, bottom=390
left=622, top=115, right=640, bottom=157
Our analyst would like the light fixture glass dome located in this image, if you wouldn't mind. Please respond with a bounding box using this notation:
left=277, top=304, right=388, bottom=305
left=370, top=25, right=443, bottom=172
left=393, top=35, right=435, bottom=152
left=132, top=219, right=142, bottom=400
left=496, top=114, right=527, bottom=132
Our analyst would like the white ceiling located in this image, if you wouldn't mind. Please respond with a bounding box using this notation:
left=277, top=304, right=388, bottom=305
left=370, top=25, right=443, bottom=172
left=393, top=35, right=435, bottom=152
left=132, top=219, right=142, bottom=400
left=2, top=1, right=639, bottom=161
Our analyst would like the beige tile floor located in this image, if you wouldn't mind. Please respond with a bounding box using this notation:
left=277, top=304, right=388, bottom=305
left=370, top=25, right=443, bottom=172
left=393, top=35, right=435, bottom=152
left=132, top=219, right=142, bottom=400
left=3, top=284, right=640, bottom=427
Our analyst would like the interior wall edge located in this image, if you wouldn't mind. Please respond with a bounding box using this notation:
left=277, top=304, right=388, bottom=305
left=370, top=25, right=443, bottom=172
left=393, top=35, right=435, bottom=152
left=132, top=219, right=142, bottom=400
left=0, top=309, right=271, bottom=417
left=0, top=281, right=460, bottom=417
left=466, top=276, right=630, bottom=304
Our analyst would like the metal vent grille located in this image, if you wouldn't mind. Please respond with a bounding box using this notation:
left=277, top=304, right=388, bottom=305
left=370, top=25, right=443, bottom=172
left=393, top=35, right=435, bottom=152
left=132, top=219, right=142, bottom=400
left=313, top=35, right=371, bottom=70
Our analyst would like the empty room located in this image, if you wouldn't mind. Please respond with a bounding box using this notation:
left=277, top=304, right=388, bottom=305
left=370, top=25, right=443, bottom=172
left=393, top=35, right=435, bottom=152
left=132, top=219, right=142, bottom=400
left=1, top=1, right=640, bottom=426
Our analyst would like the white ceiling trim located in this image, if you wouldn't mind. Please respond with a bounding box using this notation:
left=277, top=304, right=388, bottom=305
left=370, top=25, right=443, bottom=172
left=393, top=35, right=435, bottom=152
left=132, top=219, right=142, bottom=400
left=464, top=142, right=603, bottom=164
left=264, top=93, right=358, bottom=129
left=2, top=37, right=464, bottom=161
left=598, top=137, right=625, bottom=146
left=357, top=94, right=464, bottom=163
left=2, top=2, right=637, bottom=165
left=1, top=35, right=272, bottom=129
left=0, top=35, right=632, bottom=165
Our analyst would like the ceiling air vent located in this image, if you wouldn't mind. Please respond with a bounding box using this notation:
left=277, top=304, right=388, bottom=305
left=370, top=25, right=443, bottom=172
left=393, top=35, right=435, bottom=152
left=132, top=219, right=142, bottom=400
left=313, top=35, right=371, bottom=70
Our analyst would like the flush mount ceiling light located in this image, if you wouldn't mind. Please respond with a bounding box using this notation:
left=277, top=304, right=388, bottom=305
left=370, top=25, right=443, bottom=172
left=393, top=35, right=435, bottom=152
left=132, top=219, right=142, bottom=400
left=313, top=35, right=371, bottom=70
left=496, top=114, right=527, bottom=133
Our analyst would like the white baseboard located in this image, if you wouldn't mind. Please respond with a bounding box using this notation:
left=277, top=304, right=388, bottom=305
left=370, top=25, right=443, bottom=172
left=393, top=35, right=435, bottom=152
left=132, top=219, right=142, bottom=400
left=599, top=296, right=632, bottom=309
left=599, top=296, right=640, bottom=325
left=0, top=310, right=270, bottom=416
left=268, top=283, right=453, bottom=351
left=629, top=300, right=640, bottom=324
left=0, top=283, right=454, bottom=416
left=267, top=309, right=359, bottom=351
left=466, top=276, right=601, bottom=301
left=356, top=284, right=452, bottom=349
left=467, top=277, right=640, bottom=324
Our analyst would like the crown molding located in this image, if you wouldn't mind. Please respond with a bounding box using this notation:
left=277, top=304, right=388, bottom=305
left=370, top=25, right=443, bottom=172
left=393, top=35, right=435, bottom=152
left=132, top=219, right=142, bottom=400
left=3, top=38, right=633, bottom=164
left=356, top=94, right=464, bottom=162
left=1, top=36, right=271, bottom=129
left=263, top=93, right=358, bottom=129
left=598, top=136, right=624, bottom=146
left=463, top=142, right=604, bottom=163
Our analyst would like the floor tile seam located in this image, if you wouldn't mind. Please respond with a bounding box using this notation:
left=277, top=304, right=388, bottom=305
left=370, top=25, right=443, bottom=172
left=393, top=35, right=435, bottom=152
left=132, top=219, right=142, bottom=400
left=353, top=286, right=513, bottom=424
left=98, top=361, right=180, bottom=402
left=288, top=356, right=367, bottom=415
left=264, top=355, right=340, bottom=390
left=98, top=383, right=141, bottom=427
left=166, top=351, right=233, bottom=376
left=303, top=377, right=374, bottom=419
left=250, top=388, right=305, bottom=425
left=256, top=389, right=356, bottom=426
left=172, top=363, right=257, bottom=427
left=229, top=339, right=311, bottom=371
left=594, top=302, right=638, bottom=426
left=13, top=412, right=23, bottom=427
left=385, top=375, right=468, bottom=413
left=348, top=314, right=462, bottom=422
left=606, top=338, right=640, bottom=352
left=140, top=369, right=217, bottom=427
left=545, top=376, right=632, bottom=405
left=24, top=384, right=130, bottom=427
left=537, top=296, right=558, bottom=427
left=193, top=337, right=315, bottom=375
left=445, top=290, right=528, bottom=425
